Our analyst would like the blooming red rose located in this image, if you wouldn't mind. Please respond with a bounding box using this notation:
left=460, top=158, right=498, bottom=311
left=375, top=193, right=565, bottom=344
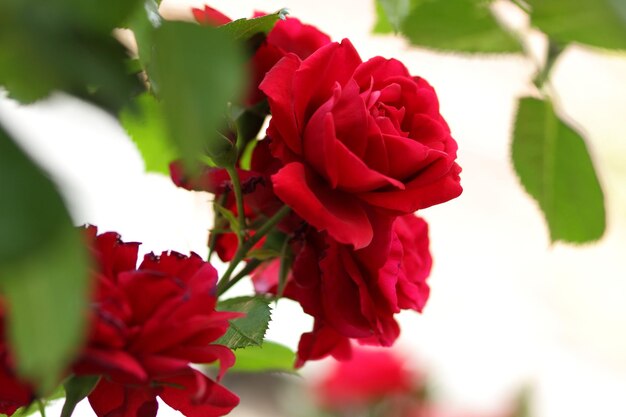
left=253, top=214, right=432, bottom=366
left=75, top=227, right=240, bottom=417
left=260, top=39, right=462, bottom=249
left=0, top=304, right=34, bottom=417
left=192, top=5, right=331, bottom=104
left=316, top=346, right=415, bottom=408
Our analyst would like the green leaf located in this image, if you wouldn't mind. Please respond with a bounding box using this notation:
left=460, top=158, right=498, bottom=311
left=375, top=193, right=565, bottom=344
left=215, top=204, right=241, bottom=235
left=375, top=0, right=411, bottom=32
left=229, top=341, right=296, bottom=373
left=216, top=296, right=272, bottom=349
left=0, top=0, right=143, bottom=110
left=125, top=0, right=161, bottom=81
left=0, top=134, right=69, bottom=262
left=512, top=97, right=606, bottom=243
left=220, top=9, right=289, bottom=40
left=153, top=21, right=246, bottom=168
left=0, top=127, right=90, bottom=391
left=399, top=0, right=522, bottom=53
left=526, top=0, right=626, bottom=50
left=120, top=93, right=178, bottom=174
left=61, top=375, right=100, bottom=417
left=247, top=249, right=282, bottom=261
left=374, top=1, right=396, bottom=33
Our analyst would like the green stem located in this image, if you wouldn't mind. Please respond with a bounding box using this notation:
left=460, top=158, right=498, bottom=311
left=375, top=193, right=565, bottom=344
left=226, top=166, right=246, bottom=245
left=217, top=205, right=291, bottom=295
left=218, top=259, right=262, bottom=295
left=36, top=399, right=46, bottom=417
left=534, top=39, right=564, bottom=91
left=208, top=194, right=227, bottom=262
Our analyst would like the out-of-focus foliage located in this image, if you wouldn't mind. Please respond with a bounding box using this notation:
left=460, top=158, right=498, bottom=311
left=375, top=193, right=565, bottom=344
left=229, top=341, right=297, bottom=373
left=374, top=0, right=522, bottom=53
left=0, top=126, right=90, bottom=392
left=526, top=0, right=626, bottom=50
left=0, top=0, right=144, bottom=111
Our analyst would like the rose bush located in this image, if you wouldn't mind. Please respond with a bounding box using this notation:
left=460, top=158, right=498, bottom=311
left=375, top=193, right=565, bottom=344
left=260, top=39, right=462, bottom=249
left=72, top=227, right=240, bottom=417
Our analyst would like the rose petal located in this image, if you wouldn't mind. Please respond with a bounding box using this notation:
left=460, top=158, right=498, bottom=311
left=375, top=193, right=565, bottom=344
left=260, top=54, right=303, bottom=155
left=272, top=162, right=373, bottom=249
left=192, top=6, right=231, bottom=26
left=359, top=161, right=462, bottom=213
left=292, top=39, right=362, bottom=128
left=88, top=379, right=158, bottom=417
left=159, top=369, right=239, bottom=417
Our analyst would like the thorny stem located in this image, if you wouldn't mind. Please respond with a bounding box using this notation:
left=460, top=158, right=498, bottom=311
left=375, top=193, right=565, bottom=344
left=217, top=205, right=291, bottom=295
left=226, top=165, right=247, bottom=246
left=218, top=259, right=262, bottom=295
left=208, top=193, right=227, bottom=262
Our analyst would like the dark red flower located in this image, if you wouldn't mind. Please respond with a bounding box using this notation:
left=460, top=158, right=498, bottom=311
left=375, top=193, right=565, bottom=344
left=192, top=5, right=331, bottom=104
left=260, top=39, right=461, bottom=249
left=316, top=346, right=415, bottom=408
left=75, top=227, right=240, bottom=417
left=253, top=214, right=433, bottom=366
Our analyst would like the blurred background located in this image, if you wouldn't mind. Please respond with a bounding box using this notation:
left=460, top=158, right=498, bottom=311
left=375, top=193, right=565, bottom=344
left=1, top=0, right=625, bottom=416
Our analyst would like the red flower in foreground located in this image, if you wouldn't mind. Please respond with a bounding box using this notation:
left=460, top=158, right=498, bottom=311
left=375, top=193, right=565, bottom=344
left=260, top=39, right=462, bottom=249
left=316, top=346, right=415, bottom=408
left=253, top=214, right=433, bottom=366
left=192, top=5, right=331, bottom=104
left=75, top=227, right=239, bottom=417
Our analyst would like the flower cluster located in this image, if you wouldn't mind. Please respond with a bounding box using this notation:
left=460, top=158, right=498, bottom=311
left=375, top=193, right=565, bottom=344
left=0, top=227, right=239, bottom=417
left=174, top=5, right=462, bottom=366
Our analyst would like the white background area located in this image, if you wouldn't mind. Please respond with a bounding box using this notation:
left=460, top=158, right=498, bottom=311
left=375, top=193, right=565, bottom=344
left=1, top=0, right=626, bottom=416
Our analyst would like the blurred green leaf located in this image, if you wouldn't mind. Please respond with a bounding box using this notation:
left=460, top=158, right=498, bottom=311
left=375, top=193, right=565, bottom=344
left=220, top=9, right=289, bottom=40
left=0, top=0, right=143, bottom=110
left=125, top=0, right=161, bottom=80
left=61, top=375, right=100, bottom=417
left=216, top=296, right=272, bottom=349
left=153, top=21, right=246, bottom=168
left=0, top=127, right=90, bottom=392
left=0, top=132, right=68, bottom=262
left=397, top=0, right=522, bottom=53
left=120, top=93, right=177, bottom=174
left=247, top=249, right=282, bottom=261
left=229, top=341, right=296, bottom=373
left=215, top=204, right=241, bottom=235
left=526, top=0, right=626, bottom=50
left=374, top=1, right=397, bottom=33
left=512, top=97, right=605, bottom=243
left=374, top=0, right=411, bottom=32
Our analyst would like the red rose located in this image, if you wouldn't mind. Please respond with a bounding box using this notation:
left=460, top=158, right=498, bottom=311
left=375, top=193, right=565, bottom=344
left=75, top=227, right=240, bottom=417
left=260, top=39, right=461, bottom=249
left=253, top=214, right=432, bottom=366
left=316, top=346, right=415, bottom=408
left=192, top=5, right=330, bottom=104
